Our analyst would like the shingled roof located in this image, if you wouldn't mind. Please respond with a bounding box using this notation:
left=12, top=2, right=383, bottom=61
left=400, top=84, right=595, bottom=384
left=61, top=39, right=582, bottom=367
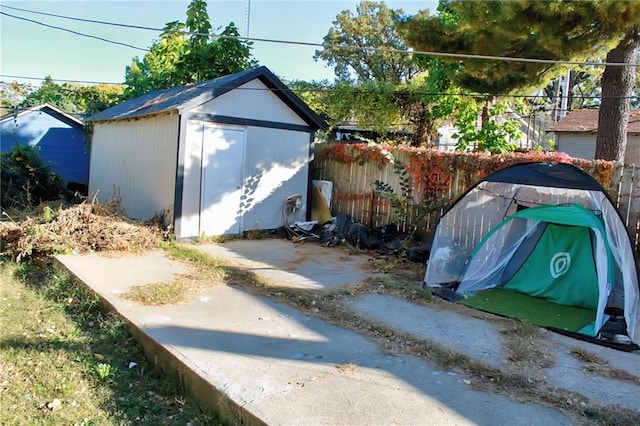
left=86, top=66, right=327, bottom=130
left=547, top=109, right=640, bottom=133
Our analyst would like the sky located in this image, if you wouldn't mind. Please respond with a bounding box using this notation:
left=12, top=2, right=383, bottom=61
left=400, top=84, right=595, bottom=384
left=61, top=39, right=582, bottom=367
left=0, top=0, right=439, bottom=86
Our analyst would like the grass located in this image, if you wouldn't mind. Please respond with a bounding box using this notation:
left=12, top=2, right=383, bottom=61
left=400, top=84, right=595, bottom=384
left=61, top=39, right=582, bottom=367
left=122, top=241, right=265, bottom=305
left=0, top=261, right=220, bottom=425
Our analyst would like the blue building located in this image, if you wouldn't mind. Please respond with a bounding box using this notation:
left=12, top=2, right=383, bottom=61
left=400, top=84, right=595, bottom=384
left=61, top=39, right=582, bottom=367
left=1, top=103, right=88, bottom=187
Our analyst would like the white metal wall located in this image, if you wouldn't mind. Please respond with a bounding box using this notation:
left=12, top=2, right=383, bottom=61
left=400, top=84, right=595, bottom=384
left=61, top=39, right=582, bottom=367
left=556, top=133, right=596, bottom=160
left=89, top=113, right=179, bottom=220
left=557, top=132, right=640, bottom=164
left=242, top=126, right=311, bottom=231
left=193, top=79, right=308, bottom=126
left=175, top=119, right=204, bottom=238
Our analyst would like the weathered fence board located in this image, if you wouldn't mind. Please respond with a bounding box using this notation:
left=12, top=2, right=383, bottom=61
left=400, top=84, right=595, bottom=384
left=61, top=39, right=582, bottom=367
left=314, top=144, right=640, bottom=251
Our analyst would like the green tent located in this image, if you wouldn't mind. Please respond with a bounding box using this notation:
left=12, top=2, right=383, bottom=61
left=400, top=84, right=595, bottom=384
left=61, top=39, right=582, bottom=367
left=424, top=163, right=639, bottom=348
left=458, top=204, right=612, bottom=334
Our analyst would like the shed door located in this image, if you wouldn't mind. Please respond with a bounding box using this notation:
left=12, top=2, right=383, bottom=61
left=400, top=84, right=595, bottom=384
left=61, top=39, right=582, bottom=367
left=200, top=124, right=246, bottom=235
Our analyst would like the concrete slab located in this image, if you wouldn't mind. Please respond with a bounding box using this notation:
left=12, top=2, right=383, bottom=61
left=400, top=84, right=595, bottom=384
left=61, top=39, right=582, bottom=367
left=56, top=247, right=574, bottom=425
left=351, top=294, right=507, bottom=368
left=194, top=240, right=371, bottom=290
left=544, top=333, right=640, bottom=412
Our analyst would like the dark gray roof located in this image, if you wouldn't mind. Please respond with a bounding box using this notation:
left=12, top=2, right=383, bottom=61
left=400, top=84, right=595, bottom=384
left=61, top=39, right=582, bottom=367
left=87, top=66, right=327, bottom=130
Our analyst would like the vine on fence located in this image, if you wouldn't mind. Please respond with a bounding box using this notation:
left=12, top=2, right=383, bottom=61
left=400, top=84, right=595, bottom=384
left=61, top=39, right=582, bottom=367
left=374, top=160, right=412, bottom=227
left=316, top=141, right=621, bottom=232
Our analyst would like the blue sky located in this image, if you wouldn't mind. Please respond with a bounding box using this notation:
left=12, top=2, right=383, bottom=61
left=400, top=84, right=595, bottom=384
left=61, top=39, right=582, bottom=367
left=1, top=0, right=439, bottom=86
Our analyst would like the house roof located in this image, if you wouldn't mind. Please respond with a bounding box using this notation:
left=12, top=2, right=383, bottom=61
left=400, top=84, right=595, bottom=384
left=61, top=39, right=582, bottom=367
left=547, top=109, right=640, bottom=133
left=0, top=103, right=84, bottom=127
left=87, top=66, right=328, bottom=130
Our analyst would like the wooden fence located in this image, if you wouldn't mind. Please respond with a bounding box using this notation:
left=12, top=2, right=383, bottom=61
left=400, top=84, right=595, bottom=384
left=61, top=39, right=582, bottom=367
left=313, top=143, right=640, bottom=251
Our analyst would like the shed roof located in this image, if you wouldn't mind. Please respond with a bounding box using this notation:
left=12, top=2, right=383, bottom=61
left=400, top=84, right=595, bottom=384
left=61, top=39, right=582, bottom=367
left=87, top=66, right=327, bottom=130
left=547, top=109, right=640, bottom=133
left=0, top=103, right=84, bottom=127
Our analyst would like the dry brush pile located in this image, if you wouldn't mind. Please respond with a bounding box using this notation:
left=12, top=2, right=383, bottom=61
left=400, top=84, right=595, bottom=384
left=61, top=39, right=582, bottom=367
left=0, top=201, right=163, bottom=262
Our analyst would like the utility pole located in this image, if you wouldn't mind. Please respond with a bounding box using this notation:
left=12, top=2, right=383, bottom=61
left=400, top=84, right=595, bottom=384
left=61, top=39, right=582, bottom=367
left=244, top=0, right=251, bottom=38
left=559, top=69, right=571, bottom=120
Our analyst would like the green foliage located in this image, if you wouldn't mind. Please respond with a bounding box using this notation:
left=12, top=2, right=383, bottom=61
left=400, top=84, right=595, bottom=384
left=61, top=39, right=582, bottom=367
left=399, top=0, right=640, bottom=95
left=374, top=159, right=412, bottom=225
left=1, top=145, right=66, bottom=209
left=314, top=1, right=416, bottom=83
left=124, top=0, right=257, bottom=98
left=75, top=84, right=124, bottom=117
left=1, top=81, right=33, bottom=109
left=310, top=1, right=468, bottom=147
left=453, top=99, right=522, bottom=154
left=6, top=76, right=123, bottom=117
left=18, top=76, right=78, bottom=112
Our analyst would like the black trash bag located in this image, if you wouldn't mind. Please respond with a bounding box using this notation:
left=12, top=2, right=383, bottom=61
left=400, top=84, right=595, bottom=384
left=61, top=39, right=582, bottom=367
left=334, top=214, right=355, bottom=239
left=346, top=223, right=371, bottom=248
left=377, top=238, right=403, bottom=255
left=406, top=241, right=433, bottom=263
left=375, top=223, right=405, bottom=242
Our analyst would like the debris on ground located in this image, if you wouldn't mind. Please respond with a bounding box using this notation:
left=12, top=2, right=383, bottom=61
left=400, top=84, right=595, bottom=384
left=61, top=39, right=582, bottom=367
left=285, top=213, right=432, bottom=263
left=0, top=201, right=162, bottom=262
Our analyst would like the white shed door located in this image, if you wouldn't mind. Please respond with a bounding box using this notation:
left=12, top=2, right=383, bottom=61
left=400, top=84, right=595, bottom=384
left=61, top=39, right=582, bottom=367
left=200, top=124, right=246, bottom=235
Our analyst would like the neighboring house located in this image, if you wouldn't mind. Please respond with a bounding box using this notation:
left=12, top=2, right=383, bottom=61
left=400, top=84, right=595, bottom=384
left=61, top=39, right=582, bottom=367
left=87, top=66, right=327, bottom=239
left=0, top=103, right=88, bottom=186
left=547, top=109, right=640, bottom=163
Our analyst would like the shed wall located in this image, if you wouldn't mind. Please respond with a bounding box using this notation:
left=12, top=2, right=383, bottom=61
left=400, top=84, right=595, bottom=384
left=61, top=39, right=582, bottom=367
left=175, top=120, right=312, bottom=238
left=242, top=126, right=311, bottom=231
left=193, top=80, right=308, bottom=126
left=1, top=110, right=88, bottom=184
left=89, top=113, right=179, bottom=220
left=556, top=133, right=596, bottom=160
left=556, top=132, right=640, bottom=164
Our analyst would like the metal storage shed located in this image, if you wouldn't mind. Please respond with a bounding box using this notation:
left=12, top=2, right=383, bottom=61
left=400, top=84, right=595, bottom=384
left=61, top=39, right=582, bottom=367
left=87, top=66, right=327, bottom=238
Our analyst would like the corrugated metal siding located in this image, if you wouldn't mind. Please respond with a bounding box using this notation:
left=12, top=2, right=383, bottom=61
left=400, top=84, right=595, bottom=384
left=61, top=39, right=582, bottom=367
left=556, top=133, right=596, bottom=160
left=193, top=80, right=308, bottom=126
left=0, top=110, right=88, bottom=184
left=242, top=127, right=311, bottom=231
left=89, top=113, right=178, bottom=220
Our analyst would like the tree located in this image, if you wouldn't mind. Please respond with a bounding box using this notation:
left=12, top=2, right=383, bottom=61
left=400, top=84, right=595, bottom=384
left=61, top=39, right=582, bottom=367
left=124, top=0, right=257, bottom=98
left=311, top=1, right=456, bottom=146
left=0, top=81, right=32, bottom=112
left=399, top=0, right=640, bottom=161
left=314, top=1, right=416, bottom=83
left=19, top=76, right=79, bottom=113
left=595, top=29, right=640, bottom=161
left=75, top=84, right=124, bottom=117
left=12, top=77, right=123, bottom=117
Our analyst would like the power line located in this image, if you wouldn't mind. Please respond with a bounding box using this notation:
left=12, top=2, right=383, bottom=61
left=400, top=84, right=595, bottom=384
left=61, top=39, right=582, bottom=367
left=1, top=4, right=161, bottom=32
left=2, top=75, right=634, bottom=103
left=2, top=4, right=638, bottom=68
left=0, top=11, right=149, bottom=52
left=0, top=75, right=123, bottom=85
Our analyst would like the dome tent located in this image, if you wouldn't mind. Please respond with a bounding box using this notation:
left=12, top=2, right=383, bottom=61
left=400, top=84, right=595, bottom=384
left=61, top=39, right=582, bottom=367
left=424, top=162, right=640, bottom=349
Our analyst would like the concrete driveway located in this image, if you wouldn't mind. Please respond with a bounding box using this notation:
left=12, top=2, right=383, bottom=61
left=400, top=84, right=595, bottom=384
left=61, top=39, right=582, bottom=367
left=56, top=238, right=640, bottom=425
